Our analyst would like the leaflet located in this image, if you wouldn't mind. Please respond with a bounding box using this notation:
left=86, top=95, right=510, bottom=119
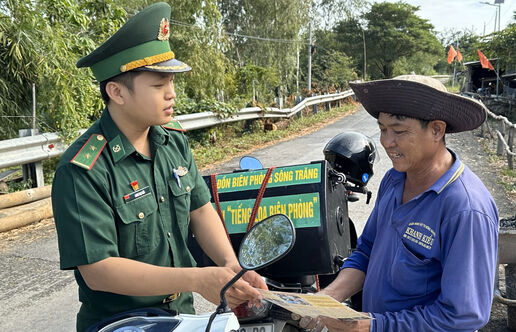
left=259, top=290, right=370, bottom=321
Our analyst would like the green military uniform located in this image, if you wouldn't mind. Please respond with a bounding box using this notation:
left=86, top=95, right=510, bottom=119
left=51, top=2, right=208, bottom=331
left=52, top=110, right=211, bottom=331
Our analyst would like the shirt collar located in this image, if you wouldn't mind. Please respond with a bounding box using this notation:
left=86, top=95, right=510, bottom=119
left=99, top=109, right=169, bottom=164
left=389, top=149, right=464, bottom=196
left=430, top=149, right=464, bottom=194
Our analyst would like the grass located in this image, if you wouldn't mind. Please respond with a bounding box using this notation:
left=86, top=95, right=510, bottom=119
left=479, top=134, right=516, bottom=201
left=190, top=102, right=358, bottom=170
left=500, top=168, right=516, bottom=193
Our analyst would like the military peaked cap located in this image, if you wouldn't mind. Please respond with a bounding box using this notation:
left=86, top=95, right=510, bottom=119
left=76, top=2, right=191, bottom=82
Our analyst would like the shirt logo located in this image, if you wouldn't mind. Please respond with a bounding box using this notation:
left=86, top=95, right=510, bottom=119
left=403, top=222, right=436, bottom=250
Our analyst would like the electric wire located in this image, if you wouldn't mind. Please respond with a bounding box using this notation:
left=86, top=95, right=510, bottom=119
left=169, top=19, right=302, bottom=44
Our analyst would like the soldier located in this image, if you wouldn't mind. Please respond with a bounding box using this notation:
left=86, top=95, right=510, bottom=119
left=51, top=3, right=266, bottom=331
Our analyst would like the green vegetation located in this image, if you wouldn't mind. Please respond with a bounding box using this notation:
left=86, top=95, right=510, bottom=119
left=192, top=103, right=356, bottom=169
left=500, top=168, right=516, bottom=194
left=1, top=0, right=515, bottom=191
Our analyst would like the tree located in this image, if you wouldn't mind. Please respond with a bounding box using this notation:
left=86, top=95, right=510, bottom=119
left=478, top=23, right=516, bottom=73
left=0, top=0, right=124, bottom=140
left=0, top=0, right=235, bottom=140
left=218, top=0, right=308, bottom=98
left=362, top=2, right=442, bottom=79
left=333, top=17, right=367, bottom=78
left=298, top=28, right=357, bottom=91
left=434, top=29, right=480, bottom=74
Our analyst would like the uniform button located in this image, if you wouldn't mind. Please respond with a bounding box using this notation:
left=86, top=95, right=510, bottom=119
left=160, top=196, right=165, bottom=202
left=186, top=186, right=191, bottom=192
left=138, top=212, right=145, bottom=219
left=167, top=232, right=171, bottom=238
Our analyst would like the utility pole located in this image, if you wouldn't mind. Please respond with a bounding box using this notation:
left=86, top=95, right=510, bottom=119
left=296, top=46, right=299, bottom=94
left=307, top=22, right=312, bottom=92
left=32, top=83, right=36, bottom=130
left=495, top=0, right=503, bottom=96
left=362, top=29, right=367, bottom=81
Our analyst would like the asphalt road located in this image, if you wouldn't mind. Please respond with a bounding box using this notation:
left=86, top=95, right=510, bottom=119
left=0, top=107, right=511, bottom=330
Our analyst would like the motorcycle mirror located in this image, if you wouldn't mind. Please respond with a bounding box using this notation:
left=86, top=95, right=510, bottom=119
left=239, top=156, right=263, bottom=170
left=205, top=214, right=295, bottom=332
left=238, top=213, right=296, bottom=270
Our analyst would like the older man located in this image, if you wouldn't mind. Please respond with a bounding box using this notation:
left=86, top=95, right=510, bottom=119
left=304, top=75, right=498, bottom=331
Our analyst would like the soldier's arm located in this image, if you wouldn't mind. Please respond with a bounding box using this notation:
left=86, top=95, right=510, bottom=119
left=189, top=202, right=240, bottom=269
left=77, top=256, right=261, bottom=307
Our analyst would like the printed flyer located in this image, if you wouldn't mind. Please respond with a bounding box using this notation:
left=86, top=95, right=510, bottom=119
left=259, top=290, right=371, bottom=321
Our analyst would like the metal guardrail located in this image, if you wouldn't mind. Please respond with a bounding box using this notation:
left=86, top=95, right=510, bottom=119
left=0, top=133, right=68, bottom=169
left=0, top=90, right=355, bottom=170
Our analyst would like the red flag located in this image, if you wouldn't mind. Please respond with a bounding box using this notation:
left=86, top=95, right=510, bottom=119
left=456, top=49, right=463, bottom=63
left=447, top=45, right=457, bottom=64
left=477, top=49, right=494, bottom=70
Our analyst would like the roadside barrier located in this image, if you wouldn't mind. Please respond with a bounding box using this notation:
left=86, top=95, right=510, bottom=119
left=0, top=90, right=355, bottom=188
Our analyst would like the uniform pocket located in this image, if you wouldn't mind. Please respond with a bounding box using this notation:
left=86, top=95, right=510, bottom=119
left=168, top=172, right=195, bottom=239
left=115, top=193, right=159, bottom=257
left=389, top=239, right=433, bottom=298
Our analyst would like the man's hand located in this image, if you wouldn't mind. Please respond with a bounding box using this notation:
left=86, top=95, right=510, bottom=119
left=297, top=314, right=370, bottom=332
left=320, top=316, right=371, bottom=332
left=197, top=266, right=263, bottom=308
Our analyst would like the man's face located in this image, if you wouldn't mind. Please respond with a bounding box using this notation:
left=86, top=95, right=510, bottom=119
left=123, top=71, right=176, bottom=128
left=378, top=112, right=437, bottom=174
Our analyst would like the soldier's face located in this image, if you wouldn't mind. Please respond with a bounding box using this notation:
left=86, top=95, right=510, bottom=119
left=125, top=71, right=176, bottom=127
left=378, top=112, right=438, bottom=175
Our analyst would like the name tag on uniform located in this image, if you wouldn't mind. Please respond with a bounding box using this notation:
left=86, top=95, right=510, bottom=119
left=123, top=186, right=151, bottom=203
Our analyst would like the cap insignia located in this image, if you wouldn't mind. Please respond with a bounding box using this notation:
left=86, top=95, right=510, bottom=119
left=158, top=18, right=170, bottom=41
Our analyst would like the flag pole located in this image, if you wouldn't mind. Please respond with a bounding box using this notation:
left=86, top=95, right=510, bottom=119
left=493, top=60, right=502, bottom=96
left=452, top=40, right=459, bottom=87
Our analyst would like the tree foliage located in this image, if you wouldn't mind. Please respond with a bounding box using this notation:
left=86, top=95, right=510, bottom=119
left=217, top=0, right=308, bottom=98
left=0, top=0, right=235, bottom=140
left=363, top=2, right=442, bottom=79
left=6, top=0, right=507, bottom=143
left=478, top=23, right=516, bottom=73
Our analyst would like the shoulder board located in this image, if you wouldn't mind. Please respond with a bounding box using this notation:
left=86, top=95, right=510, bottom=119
left=162, top=119, right=186, bottom=132
left=70, top=134, right=107, bottom=170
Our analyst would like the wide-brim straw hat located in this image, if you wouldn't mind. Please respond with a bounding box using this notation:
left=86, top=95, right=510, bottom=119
left=349, top=75, right=488, bottom=133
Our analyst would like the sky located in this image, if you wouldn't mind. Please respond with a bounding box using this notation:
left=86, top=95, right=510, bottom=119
left=372, top=0, right=515, bottom=35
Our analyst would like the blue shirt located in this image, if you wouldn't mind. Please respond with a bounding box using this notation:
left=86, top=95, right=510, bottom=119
left=342, top=150, right=498, bottom=331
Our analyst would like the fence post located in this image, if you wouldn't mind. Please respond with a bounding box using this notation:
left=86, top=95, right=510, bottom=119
left=480, top=121, right=486, bottom=138
left=325, top=101, right=331, bottom=111
left=18, top=129, right=45, bottom=188
left=312, top=94, right=318, bottom=114
left=497, top=119, right=506, bottom=156
left=508, top=127, right=514, bottom=170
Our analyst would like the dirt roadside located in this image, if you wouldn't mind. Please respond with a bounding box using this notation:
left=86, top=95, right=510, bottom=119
left=448, top=128, right=515, bottom=332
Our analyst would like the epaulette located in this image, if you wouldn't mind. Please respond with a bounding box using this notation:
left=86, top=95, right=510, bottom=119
left=162, top=118, right=186, bottom=132
left=70, top=134, right=107, bottom=170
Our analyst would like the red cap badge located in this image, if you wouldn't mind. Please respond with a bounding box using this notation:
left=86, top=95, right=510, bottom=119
left=158, top=18, right=170, bottom=41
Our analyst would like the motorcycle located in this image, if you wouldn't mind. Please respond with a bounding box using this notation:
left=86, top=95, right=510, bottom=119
left=206, top=131, right=378, bottom=331
left=85, top=213, right=296, bottom=332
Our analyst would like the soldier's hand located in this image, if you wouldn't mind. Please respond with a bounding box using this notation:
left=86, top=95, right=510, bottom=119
left=198, top=267, right=262, bottom=308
